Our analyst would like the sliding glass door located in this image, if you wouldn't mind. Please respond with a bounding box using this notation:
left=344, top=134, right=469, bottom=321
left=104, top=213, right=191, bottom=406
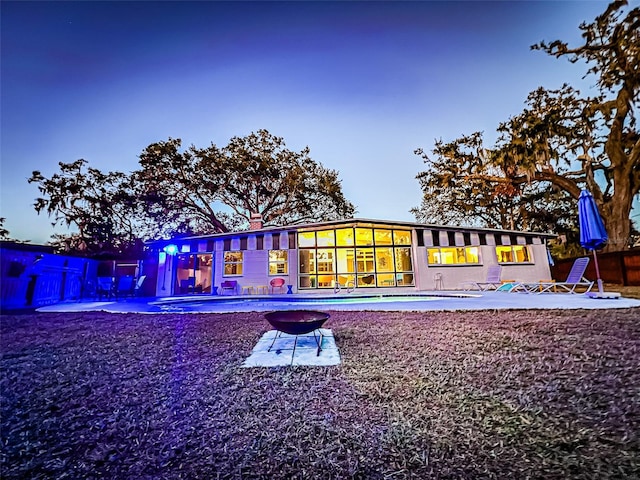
left=175, top=253, right=213, bottom=294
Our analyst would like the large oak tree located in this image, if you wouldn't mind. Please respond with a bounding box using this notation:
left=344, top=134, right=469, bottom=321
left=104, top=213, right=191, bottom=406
left=29, top=159, right=143, bottom=255
left=414, top=0, right=639, bottom=252
left=29, top=130, right=355, bottom=254
left=136, top=129, right=355, bottom=236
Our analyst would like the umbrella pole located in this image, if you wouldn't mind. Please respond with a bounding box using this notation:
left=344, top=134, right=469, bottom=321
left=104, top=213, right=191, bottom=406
left=592, top=250, right=604, bottom=293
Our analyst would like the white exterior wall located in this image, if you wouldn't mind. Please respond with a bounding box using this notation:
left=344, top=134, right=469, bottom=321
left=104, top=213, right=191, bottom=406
left=208, top=232, right=295, bottom=294
left=413, top=243, right=552, bottom=291
left=154, top=224, right=553, bottom=295
left=155, top=252, right=173, bottom=296
left=412, top=240, right=429, bottom=291
left=288, top=245, right=298, bottom=293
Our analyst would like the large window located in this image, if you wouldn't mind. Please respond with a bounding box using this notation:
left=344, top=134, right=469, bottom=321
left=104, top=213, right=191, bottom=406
left=316, top=231, right=335, bottom=247
left=223, top=251, right=243, bottom=276
left=427, top=247, right=480, bottom=265
left=336, top=228, right=354, bottom=246
left=268, top=250, right=288, bottom=275
left=375, top=248, right=394, bottom=272
left=496, top=245, right=532, bottom=264
left=395, top=247, right=413, bottom=271
left=394, top=247, right=414, bottom=286
left=393, top=230, right=412, bottom=245
left=356, top=248, right=375, bottom=272
left=298, top=232, right=316, bottom=248
left=355, top=228, right=374, bottom=246
left=374, top=229, right=393, bottom=245
left=316, top=250, right=335, bottom=272
left=298, top=226, right=414, bottom=289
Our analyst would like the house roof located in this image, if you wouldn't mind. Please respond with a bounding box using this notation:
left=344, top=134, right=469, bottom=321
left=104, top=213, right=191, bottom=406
left=0, top=241, right=56, bottom=253
left=146, top=217, right=556, bottom=247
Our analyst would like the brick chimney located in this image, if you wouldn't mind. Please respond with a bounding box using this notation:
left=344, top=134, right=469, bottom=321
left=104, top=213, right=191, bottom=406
left=249, top=213, right=263, bottom=230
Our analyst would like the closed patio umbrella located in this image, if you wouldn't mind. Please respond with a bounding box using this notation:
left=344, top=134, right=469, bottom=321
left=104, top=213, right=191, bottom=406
left=578, top=189, right=607, bottom=293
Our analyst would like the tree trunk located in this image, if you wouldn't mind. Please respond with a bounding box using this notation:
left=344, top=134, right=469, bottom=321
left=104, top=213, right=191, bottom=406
left=601, top=173, right=632, bottom=253
left=599, top=85, right=636, bottom=253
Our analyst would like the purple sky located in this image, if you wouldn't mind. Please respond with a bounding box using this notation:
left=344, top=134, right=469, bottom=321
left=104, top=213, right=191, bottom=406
left=1, top=0, right=618, bottom=244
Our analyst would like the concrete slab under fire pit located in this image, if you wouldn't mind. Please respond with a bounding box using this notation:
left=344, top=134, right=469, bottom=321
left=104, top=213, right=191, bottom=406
left=242, top=328, right=341, bottom=367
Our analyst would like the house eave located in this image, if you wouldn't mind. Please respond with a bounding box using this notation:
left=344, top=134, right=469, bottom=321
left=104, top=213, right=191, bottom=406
left=145, top=217, right=556, bottom=247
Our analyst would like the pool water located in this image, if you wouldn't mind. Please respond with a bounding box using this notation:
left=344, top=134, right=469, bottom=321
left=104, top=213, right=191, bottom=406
left=149, top=293, right=473, bottom=312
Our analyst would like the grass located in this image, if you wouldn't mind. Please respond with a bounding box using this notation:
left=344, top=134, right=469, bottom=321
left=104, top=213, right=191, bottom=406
left=1, top=307, right=639, bottom=479
left=605, top=284, right=640, bottom=299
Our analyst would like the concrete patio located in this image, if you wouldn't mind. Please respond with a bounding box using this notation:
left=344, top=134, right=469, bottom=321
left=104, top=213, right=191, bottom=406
left=36, top=290, right=640, bottom=314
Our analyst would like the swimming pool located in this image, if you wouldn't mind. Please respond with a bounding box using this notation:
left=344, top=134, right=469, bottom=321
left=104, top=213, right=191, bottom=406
left=149, top=293, right=476, bottom=312
left=35, top=290, right=640, bottom=314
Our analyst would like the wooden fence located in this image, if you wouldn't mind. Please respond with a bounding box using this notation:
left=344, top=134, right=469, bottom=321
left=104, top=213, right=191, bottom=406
left=551, top=249, right=640, bottom=286
left=1, top=242, right=154, bottom=310
left=1, top=244, right=96, bottom=310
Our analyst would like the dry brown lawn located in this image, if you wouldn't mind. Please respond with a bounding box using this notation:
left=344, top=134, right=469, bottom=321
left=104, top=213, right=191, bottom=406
left=1, top=307, right=639, bottom=479
left=606, top=284, right=640, bottom=299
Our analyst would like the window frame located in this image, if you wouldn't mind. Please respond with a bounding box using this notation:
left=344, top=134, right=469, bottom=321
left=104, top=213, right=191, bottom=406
left=223, top=250, right=243, bottom=276
left=394, top=247, right=414, bottom=272
left=268, top=249, right=288, bottom=275
left=496, top=245, right=533, bottom=264
left=426, top=246, right=481, bottom=265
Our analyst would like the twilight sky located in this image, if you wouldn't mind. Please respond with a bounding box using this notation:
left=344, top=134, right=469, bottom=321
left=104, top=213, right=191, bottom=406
left=1, top=0, right=613, bottom=244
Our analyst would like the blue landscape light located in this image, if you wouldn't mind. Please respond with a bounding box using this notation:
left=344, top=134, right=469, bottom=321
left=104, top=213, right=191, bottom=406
left=161, top=244, right=178, bottom=291
left=163, top=244, right=178, bottom=255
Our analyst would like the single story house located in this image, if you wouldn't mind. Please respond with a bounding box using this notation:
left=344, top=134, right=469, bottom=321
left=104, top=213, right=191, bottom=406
left=149, top=217, right=555, bottom=296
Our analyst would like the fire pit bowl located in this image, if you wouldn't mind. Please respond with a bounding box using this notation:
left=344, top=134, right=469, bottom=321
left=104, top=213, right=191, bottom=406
left=264, top=310, right=330, bottom=335
left=264, top=310, right=330, bottom=356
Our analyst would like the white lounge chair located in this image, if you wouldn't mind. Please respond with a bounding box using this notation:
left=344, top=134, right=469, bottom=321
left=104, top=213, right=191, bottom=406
left=462, top=265, right=505, bottom=291
left=509, top=257, right=594, bottom=294
left=134, top=275, right=147, bottom=296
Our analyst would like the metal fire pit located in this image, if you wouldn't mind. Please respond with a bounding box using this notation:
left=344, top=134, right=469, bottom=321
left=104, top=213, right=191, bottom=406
left=264, top=310, right=330, bottom=356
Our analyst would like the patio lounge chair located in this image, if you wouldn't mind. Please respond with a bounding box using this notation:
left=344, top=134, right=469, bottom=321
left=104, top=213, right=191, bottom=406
left=462, top=265, right=506, bottom=291
left=134, top=275, right=147, bottom=296
left=96, top=276, right=115, bottom=300
left=115, top=275, right=135, bottom=298
left=510, top=257, right=594, bottom=294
